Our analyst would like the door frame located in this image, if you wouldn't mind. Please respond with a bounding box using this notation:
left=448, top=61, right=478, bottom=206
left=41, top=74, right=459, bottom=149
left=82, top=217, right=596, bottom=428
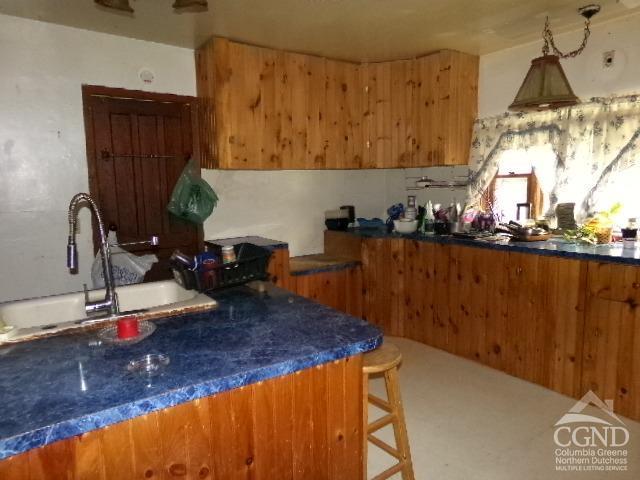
left=81, top=84, right=204, bottom=253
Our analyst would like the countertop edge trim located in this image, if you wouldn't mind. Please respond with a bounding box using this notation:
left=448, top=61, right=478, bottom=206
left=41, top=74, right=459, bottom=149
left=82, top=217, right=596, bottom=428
left=290, top=261, right=362, bottom=277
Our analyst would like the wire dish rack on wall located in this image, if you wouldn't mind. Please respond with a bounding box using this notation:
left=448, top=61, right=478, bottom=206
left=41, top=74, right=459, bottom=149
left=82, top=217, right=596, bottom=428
left=405, top=168, right=472, bottom=191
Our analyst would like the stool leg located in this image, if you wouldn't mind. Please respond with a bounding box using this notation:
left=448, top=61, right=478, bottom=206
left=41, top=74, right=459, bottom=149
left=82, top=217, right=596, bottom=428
left=362, top=372, right=369, bottom=480
left=384, top=367, right=414, bottom=480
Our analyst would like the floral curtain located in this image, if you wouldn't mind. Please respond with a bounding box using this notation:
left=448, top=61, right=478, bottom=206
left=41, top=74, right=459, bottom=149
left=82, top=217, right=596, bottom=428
left=466, top=95, right=640, bottom=222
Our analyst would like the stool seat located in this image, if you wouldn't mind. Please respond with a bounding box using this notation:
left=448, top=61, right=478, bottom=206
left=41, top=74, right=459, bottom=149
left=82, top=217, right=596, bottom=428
left=363, top=342, right=402, bottom=374
left=362, top=341, right=415, bottom=480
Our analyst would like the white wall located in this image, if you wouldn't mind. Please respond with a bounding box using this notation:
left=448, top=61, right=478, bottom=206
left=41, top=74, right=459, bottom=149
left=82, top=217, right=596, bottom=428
left=9, top=13, right=638, bottom=301
left=0, top=14, right=196, bottom=302
left=0, top=14, right=398, bottom=301
left=415, top=14, right=640, bottom=205
left=479, top=14, right=640, bottom=118
left=202, top=169, right=397, bottom=256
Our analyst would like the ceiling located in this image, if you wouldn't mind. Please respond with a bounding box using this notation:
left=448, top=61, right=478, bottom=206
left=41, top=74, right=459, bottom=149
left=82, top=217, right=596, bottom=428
left=1, top=0, right=640, bottom=62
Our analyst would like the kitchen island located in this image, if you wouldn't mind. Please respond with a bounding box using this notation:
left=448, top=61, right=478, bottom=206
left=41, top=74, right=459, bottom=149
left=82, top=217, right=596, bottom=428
left=0, top=283, right=381, bottom=479
left=326, top=228, right=640, bottom=422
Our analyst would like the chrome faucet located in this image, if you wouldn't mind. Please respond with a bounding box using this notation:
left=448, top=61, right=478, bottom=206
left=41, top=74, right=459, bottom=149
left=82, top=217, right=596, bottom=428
left=67, top=193, right=119, bottom=317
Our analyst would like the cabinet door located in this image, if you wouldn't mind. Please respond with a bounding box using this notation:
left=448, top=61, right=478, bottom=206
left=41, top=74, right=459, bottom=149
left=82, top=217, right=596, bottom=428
left=503, top=252, right=585, bottom=395
left=439, top=51, right=479, bottom=166
left=390, top=60, right=415, bottom=168
left=447, top=245, right=492, bottom=362
left=414, top=51, right=478, bottom=167
left=414, top=53, right=440, bottom=166
left=402, top=239, right=451, bottom=348
left=197, top=38, right=478, bottom=170
left=363, top=62, right=392, bottom=168
left=258, top=47, right=280, bottom=169
left=583, top=261, right=640, bottom=420
left=345, top=62, right=365, bottom=169
left=276, top=51, right=310, bottom=169
left=306, top=55, right=327, bottom=168
left=325, top=61, right=364, bottom=169
left=230, top=41, right=266, bottom=169
left=361, top=238, right=405, bottom=336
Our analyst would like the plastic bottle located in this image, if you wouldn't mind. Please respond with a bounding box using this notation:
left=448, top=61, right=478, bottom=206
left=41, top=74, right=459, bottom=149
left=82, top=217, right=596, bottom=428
left=423, top=201, right=435, bottom=235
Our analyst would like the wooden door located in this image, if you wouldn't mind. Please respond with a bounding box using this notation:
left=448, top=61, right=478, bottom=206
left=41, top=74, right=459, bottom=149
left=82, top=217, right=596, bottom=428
left=82, top=86, right=202, bottom=282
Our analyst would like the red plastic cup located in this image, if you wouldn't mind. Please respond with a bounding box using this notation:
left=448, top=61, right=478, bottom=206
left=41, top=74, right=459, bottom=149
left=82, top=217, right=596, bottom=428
left=117, top=316, right=140, bottom=339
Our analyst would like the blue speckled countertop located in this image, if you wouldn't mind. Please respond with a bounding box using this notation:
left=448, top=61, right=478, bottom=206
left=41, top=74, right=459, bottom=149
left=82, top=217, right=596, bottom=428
left=349, top=228, right=640, bottom=266
left=0, top=284, right=381, bottom=460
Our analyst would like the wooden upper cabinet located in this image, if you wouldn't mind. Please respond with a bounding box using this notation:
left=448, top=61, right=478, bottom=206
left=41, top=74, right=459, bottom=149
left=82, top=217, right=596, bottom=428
left=196, top=37, right=478, bottom=169
left=414, top=50, right=479, bottom=166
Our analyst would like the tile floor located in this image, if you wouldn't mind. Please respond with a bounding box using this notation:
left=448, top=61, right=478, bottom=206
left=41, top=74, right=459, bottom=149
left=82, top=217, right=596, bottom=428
left=367, top=337, right=640, bottom=479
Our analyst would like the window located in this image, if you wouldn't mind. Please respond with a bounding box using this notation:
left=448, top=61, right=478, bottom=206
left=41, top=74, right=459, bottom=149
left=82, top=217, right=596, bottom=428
left=486, top=148, right=547, bottom=222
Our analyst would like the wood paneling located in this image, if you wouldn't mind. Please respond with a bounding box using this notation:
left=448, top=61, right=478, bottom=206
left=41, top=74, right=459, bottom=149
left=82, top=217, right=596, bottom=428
left=267, top=248, right=292, bottom=291
left=583, top=261, right=640, bottom=420
left=324, top=230, right=363, bottom=261
left=390, top=60, right=415, bottom=168
left=364, top=62, right=392, bottom=168
left=361, top=236, right=640, bottom=419
left=362, top=238, right=588, bottom=402
left=361, top=238, right=405, bottom=335
left=196, top=38, right=478, bottom=170
left=0, top=357, right=363, bottom=480
left=414, top=50, right=478, bottom=166
left=290, top=267, right=363, bottom=319
left=306, top=55, right=328, bottom=168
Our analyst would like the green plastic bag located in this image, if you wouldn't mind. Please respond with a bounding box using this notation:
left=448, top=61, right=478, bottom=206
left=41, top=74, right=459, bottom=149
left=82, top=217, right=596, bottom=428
left=167, top=159, right=218, bottom=224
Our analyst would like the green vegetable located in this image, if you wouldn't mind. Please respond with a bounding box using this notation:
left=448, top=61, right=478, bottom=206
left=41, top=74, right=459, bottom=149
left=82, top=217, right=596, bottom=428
left=564, top=202, right=623, bottom=245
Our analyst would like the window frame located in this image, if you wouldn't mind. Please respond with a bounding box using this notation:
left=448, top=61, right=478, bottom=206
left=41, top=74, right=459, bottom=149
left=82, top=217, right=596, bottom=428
left=486, top=172, right=543, bottom=221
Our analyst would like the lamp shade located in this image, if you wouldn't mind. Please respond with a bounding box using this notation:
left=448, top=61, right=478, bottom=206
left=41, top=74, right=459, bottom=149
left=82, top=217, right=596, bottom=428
left=173, top=0, right=208, bottom=8
left=508, top=55, right=579, bottom=112
left=95, top=0, right=134, bottom=12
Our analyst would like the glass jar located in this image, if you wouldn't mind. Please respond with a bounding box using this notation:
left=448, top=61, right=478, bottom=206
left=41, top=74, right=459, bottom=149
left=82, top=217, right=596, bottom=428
left=622, top=218, right=638, bottom=249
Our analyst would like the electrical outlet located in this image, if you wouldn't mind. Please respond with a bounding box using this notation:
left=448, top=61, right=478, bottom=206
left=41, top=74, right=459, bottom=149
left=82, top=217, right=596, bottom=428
left=603, top=50, right=616, bottom=69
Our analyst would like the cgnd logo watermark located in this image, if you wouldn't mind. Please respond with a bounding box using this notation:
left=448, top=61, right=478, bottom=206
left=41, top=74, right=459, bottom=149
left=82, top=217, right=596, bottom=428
left=553, top=391, right=630, bottom=472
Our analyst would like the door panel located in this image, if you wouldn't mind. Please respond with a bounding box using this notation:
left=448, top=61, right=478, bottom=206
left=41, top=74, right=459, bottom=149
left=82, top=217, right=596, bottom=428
left=83, top=88, right=202, bottom=282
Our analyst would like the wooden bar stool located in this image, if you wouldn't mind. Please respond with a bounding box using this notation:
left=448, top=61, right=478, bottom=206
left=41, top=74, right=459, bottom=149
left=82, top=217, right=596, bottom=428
left=362, top=342, right=415, bottom=480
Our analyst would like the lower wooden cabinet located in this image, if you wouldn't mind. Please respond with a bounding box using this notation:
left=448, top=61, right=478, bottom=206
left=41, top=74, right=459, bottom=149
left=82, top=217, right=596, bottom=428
left=265, top=237, right=639, bottom=421
left=267, top=248, right=292, bottom=290
left=0, top=357, right=363, bottom=480
left=361, top=237, right=639, bottom=420
left=291, top=268, right=363, bottom=319
left=582, top=261, right=640, bottom=420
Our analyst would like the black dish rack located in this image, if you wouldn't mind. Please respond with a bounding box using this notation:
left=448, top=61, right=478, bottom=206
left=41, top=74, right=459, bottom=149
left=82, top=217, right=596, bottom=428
left=171, top=243, right=272, bottom=292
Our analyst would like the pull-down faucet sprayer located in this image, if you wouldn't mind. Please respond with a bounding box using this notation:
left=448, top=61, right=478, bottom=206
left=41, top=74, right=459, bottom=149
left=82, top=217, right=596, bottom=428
left=67, top=193, right=119, bottom=317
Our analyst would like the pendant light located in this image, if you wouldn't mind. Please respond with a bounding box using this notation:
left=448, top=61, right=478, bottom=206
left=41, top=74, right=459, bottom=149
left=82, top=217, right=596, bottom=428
left=95, top=0, right=134, bottom=12
left=95, top=0, right=208, bottom=13
left=508, top=4, right=601, bottom=112
left=173, top=0, right=208, bottom=9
